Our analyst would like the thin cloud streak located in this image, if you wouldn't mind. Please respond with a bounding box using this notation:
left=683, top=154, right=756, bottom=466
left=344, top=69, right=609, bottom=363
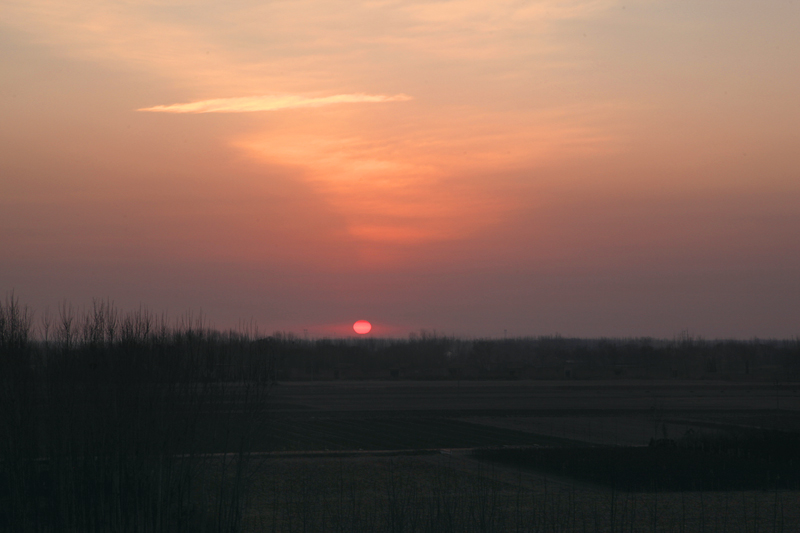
left=139, top=93, right=413, bottom=113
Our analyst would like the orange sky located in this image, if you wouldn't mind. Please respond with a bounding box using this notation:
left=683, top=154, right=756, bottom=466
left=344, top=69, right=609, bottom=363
left=2, top=0, right=799, bottom=337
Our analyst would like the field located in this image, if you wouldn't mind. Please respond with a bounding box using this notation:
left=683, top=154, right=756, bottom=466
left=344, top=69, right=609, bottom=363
left=224, top=380, right=800, bottom=531
left=262, top=379, right=800, bottom=448
left=239, top=454, right=800, bottom=532
left=185, top=379, right=800, bottom=454
left=3, top=299, right=800, bottom=531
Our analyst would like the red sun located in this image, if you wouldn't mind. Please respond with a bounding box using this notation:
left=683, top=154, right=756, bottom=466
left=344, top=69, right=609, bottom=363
left=353, top=320, right=372, bottom=334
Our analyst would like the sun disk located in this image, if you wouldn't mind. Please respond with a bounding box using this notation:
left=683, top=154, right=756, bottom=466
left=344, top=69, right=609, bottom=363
left=353, top=320, right=372, bottom=334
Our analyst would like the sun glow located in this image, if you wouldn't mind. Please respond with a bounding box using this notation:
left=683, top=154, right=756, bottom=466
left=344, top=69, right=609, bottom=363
left=353, top=320, right=372, bottom=334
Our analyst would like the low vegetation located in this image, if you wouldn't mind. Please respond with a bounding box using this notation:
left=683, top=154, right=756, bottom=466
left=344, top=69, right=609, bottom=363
left=2, top=294, right=799, bottom=532
left=0, top=296, right=272, bottom=532
left=263, top=329, right=800, bottom=381
left=247, top=456, right=795, bottom=532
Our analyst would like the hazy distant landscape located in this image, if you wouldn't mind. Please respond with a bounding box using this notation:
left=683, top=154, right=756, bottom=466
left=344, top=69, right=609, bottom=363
left=2, top=297, right=799, bottom=531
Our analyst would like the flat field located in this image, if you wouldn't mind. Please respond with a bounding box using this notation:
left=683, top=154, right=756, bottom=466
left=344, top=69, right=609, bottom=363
left=206, top=379, right=800, bottom=531
left=259, top=380, right=800, bottom=450
left=237, top=454, right=800, bottom=532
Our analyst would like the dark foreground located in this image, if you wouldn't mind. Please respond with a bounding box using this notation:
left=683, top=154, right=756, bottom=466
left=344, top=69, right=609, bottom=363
left=238, top=380, right=800, bottom=531
left=3, top=298, right=800, bottom=531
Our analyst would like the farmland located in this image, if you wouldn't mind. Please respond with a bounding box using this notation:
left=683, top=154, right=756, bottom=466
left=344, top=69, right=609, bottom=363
left=239, top=380, right=800, bottom=531
left=185, top=379, right=800, bottom=455
left=3, top=298, right=800, bottom=531
left=196, top=379, right=800, bottom=532
left=240, top=454, right=800, bottom=532
left=262, top=379, right=800, bottom=448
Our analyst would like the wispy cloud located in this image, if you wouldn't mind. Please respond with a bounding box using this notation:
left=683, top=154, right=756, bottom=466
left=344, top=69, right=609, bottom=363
left=138, top=93, right=413, bottom=113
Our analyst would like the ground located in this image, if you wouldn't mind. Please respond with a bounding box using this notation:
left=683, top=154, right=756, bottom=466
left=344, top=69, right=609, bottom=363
left=213, top=379, right=800, bottom=532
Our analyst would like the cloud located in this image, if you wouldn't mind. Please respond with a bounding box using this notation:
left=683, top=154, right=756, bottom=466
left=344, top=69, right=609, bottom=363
left=138, top=93, right=413, bottom=113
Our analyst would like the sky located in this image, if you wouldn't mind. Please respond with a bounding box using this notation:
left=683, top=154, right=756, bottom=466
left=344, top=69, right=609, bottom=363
left=2, top=0, right=799, bottom=338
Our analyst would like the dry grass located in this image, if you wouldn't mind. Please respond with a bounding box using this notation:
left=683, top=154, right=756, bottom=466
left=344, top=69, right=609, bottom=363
left=0, top=296, right=271, bottom=532
left=241, top=455, right=800, bottom=532
left=3, top=294, right=800, bottom=532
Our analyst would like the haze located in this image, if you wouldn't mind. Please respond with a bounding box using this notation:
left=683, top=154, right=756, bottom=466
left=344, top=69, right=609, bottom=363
left=2, top=0, right=798, bottom=338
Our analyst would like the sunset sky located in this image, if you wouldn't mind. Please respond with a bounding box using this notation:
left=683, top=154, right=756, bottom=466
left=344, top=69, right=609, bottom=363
left=2, top=0, right=798, bottom=338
